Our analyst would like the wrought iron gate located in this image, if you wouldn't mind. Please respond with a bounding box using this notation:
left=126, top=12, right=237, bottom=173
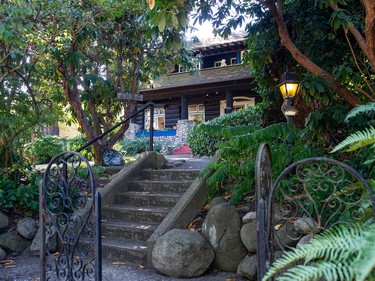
left=40, top=151, right=102, bottom=281
left=255, top=142, right=375, bottom=280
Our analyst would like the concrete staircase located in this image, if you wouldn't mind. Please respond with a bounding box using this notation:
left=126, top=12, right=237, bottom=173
left=101, top=166, right=200, bottom=265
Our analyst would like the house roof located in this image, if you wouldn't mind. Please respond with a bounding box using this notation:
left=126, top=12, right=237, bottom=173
left=188, top=31, right=248, bottom=56
left=141, top=64, right=252, bottom=99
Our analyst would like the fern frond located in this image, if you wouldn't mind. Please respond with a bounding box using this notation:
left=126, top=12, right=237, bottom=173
left=330, top=126, right=375, bottom=153
left=263, top=224, right=367, bottom=281
left=345, top=103, right=375, bottom=121
left=276, top=262, right=355, bottom=281
left=354, top=224, right=375, bottom=281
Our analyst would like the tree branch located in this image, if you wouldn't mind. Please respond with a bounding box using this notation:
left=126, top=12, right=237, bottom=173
left=263, top=0, right=361, bottom=106
left=363, top=0, right=375, bottom=70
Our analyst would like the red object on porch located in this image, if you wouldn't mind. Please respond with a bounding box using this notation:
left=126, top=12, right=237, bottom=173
left=171, top=144, right=192, bottom=155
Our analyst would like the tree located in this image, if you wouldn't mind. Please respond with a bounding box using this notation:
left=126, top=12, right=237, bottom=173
left=0, top=3, right=59, bottom=167
left=193, top=0, right=374, bottom=108
left=1, top=0, right=195, bottom=165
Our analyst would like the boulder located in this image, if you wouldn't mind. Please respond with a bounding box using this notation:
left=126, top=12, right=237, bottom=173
left=0, top=247, right=6, bottom=260
left=242, top=212, right=256, bottom=224
left=240, top=221, right=257, bottom=253
left=103, top=149, right=124, bottom=166
left=274, top=223, right=299, bottom=250
left=294, top=217, right=318, bottom=234
left=202, top=203, right=247, bottom=272
left=17, top=218, right=37, bottom=240
left=297, top=234, right=312, bottom=248
left=0, top=211, right=9, bottom=232
left=0, top=232, right=31, bottom=255
left=237, top=255, right=257, bottom=281
left=152, top=229, right=214, bottom=278
left=30, top=226, right=57, bottom=256
left=210, top=197, right=225, bottom=209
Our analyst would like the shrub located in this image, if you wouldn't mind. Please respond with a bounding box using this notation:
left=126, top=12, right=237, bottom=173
left=187, top=104, right=265, bottom=157
left=115, top=138, right=161, bottom=156
left=67, top=134, right=93, bottom=160
left=0, top=174, right=40, bottom=216
left=201, top=123, right=323, bottom=204
left=24, top=135, right=66, bottom=164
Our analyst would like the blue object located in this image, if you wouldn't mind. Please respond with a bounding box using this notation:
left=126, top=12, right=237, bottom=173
left=136, top=130, right=176, bottom=137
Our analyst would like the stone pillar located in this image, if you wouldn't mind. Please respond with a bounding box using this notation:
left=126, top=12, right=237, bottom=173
left=124, top=123, right=141, bottom=140
left=225, top=90, right=233, bottom=114
left=181, top=96, right=188, bottom=120
left=175, top=119, right=194, bottom=146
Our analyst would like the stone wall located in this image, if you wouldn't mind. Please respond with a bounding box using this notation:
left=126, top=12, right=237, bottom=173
left=124, top=119, right=195, bottom=153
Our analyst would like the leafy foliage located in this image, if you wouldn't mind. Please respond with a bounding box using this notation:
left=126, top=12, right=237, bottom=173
left=0, top=169, right=41, bottom=216
left=202, top=123, right=322, bottom=204
left=263, top=223, right=375, bottom=281
left=115, top=137, right=161, bottom=156
left=187, top=105, right=265, bottom=157
left=24, top=136, right=66, bottom=164
left=331, top=103, right=375, bottom=174
left=67, top=134, right=93, bottom=161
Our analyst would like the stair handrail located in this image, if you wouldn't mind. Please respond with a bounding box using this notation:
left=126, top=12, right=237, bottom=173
left=76, top=103, right=154, bottom=154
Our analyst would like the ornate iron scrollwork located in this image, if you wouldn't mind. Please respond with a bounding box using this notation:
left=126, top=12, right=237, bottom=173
left=255, top=143, right=375, bottom=281
left=40, top=151, right=101, bottom=281
left=268, top=157, right=375, bottom=252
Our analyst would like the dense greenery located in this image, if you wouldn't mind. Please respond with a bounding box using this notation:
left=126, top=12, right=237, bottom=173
left=24, top=136, right=67, bottom=164
left=264, top=223, right=375, bottom=281
left=187, top=104, right=265, bottom=157
left=115, top=138, right=161, bottom=156
left=193, top=0, right=375, bottom=111
left=201, top=122, right=323, bottom=204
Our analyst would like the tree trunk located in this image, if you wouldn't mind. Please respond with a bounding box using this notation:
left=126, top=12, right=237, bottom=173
left=364, top=0, right=375, bottom=70
left=264, top=0, right=361, bottom=107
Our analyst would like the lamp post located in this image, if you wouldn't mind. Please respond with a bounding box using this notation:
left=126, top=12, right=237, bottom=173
left=278, top=70, right=299, bottom=125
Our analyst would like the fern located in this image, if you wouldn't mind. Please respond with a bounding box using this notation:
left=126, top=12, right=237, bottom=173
left=331, top=126, right=375, bottom=153
left=263, top=223, right=375, bottom=281
left=345, top=102, right=375, bottom=121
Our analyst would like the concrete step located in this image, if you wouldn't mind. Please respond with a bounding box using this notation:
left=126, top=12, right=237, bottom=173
left=102, top=204, right=170, bottom=223
left=127, top=180, right=192, bottom=193
left=117, top=191, right=182, bottom=208
left=102, top=220, right=158, bottom=241
left=102, top=238, right=147, bottom=265
left=142, top=169, right=200, bottom=181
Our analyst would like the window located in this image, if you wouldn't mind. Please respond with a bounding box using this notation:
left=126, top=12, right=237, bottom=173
left=188, top=104, right=205, bottom=124
left=145, top=108, right=165, bottom=130
left=214, top=61, right=222, bottom=67
left=231, top=58, right=238, bottom=65
left=220, top=97, right=255, bottom=116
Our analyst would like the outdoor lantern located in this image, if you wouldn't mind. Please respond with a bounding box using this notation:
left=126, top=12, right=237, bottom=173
left=278, top=70, right=299, bottom=98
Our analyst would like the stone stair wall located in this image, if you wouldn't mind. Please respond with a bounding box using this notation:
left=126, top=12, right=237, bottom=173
left=99, top=151, right=214, bottom=266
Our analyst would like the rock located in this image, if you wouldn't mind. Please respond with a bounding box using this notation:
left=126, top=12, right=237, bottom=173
left=297, top=234, right=312, bottom=248
left=0, top=211, right=9, bottom=232
left=274, top=223, right=299, bottom=250
left=103, top=149, right=124, bottom=166
left=17, top=218, right=37, bottom=240
left=210, top=197, right=225, bottom=209
left=240, top=221, right=257, bottom=253
left=0, top=232, right=31, bottom=255
left=202, top=203, right=247, bottom=272
left=242, top=212, right=256, bottom=224
left=152, top=229, right=214, bottom=278
left=237, top=255, right=257, bottom=281
left=0, top=247, right=6, bottom=260
left=294, top=217, right=318, bottom=234
left=30, top=226, right=57, bottom=256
